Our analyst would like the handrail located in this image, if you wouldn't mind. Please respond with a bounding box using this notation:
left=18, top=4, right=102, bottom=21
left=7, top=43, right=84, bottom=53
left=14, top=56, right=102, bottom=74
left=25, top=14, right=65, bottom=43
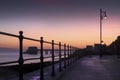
left=23, top=37, right=40, bottom=42
left=0, top=31, right=19, bottom=38
left=0, top=31, right=81, bottom=80
left=0, top=55, right=65, bottom=65
left=0, top=31, right=77, bottom=48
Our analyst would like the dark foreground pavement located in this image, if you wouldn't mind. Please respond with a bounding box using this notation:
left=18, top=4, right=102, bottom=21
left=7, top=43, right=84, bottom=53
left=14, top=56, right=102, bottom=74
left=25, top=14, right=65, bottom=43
left=56, top=55, right=120, bottom=80
left=2, top=55, right=120, bottom=80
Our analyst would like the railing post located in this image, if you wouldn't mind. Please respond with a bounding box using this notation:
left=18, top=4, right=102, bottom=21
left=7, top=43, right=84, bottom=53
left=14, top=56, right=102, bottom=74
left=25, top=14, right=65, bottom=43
left=71, top=46, right=74, bottom=64
left=59, top=42, right=62, bottom=71
left=51, top=40, right=55, bottom=76
left=75, top=49, right=77, bottom=61
left=64, top=44, right=66, bottom=68
left=75, top=49, right=78, bottom=60
left=40, top=37, right=44, bottom=80
left=73, top=48, right=75, bottom=62
left=74, top=49, right=76, bottom=62
left=67, top=45, right=69, bottom=66
left=69, top=45, right=72, bottom=64
left=18, top=31, right=24, bottom=80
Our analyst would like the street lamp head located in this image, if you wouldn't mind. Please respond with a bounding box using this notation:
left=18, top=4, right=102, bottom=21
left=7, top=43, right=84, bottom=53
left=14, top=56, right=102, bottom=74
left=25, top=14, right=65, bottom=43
left=101, top=40, right=104, bottom=43
left=104, top=11, right=107, bottom=19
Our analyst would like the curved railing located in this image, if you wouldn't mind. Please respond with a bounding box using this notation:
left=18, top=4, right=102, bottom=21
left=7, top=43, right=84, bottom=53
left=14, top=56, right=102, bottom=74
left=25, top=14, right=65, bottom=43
left=0, top=31, right=81, bottom=80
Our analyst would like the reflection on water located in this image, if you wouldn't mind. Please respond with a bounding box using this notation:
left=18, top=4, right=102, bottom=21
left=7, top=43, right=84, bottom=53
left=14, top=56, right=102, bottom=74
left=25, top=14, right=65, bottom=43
left=0, top=51, right=64, bottom=66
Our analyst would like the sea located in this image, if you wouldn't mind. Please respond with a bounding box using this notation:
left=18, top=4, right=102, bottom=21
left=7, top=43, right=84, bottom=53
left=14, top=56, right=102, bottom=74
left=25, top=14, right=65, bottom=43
left=0, top=51, right=65, bottom=66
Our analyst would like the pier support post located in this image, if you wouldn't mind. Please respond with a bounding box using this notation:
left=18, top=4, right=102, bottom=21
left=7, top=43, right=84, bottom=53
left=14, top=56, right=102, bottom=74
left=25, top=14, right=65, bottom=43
left=18, top=31, right=24, bottom=80
left=40, top=37, right=44, bottom=80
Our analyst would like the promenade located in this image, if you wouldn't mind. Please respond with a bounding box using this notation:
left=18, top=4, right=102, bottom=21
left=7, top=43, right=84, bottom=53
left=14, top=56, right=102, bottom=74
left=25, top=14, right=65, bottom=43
left=1, top=55, right=120, bottom=80
left=55, top=55, right=120, bottom=80
left=21, top=55, right=120, bottom=80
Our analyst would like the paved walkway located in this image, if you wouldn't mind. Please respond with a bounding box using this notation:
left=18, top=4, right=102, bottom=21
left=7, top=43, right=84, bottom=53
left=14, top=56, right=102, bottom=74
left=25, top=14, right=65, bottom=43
left=56, top=55, right=120, bottom=80
left=2, top=55, right=120, bottom=80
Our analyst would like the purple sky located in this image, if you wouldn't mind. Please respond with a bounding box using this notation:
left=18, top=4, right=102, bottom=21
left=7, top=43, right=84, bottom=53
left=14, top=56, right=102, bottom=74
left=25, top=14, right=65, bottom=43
left=0, top=0, right=120, bottom=48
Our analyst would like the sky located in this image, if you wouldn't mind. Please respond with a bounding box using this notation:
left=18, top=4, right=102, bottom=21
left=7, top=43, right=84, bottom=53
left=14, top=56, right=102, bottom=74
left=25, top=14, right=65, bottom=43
left=0, top=0, right=120, bottom=48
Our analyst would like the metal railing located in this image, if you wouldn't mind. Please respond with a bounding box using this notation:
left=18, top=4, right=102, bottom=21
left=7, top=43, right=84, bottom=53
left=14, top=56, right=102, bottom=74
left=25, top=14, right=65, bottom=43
left=0, top=31, right=81, bottom=80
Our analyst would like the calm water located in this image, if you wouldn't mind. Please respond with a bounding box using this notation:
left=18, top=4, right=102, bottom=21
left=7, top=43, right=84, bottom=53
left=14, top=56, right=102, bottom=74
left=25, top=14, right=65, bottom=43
left=0, top=51, right=65, bottom=66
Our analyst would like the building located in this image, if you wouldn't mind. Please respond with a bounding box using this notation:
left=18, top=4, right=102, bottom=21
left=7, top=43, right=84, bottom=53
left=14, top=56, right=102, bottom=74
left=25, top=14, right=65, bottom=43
left=94, top=44, right=101, bottom=52
left=86, top=45, right=93, bottom=51
left=108, top=36, right=120, bottom=55
left=94, top=44, right=107, bottom=54
left=26, top=47, right=38, bottom=54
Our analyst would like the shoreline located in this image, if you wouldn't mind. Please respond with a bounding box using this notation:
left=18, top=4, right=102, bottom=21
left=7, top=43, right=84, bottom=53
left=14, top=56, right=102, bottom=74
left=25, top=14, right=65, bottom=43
left=0, top=61, right=54, bottom=74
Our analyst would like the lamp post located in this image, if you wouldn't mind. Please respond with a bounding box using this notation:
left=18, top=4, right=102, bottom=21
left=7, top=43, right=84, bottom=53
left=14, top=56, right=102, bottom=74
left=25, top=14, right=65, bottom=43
left=100, top=8, right=107, bottom=58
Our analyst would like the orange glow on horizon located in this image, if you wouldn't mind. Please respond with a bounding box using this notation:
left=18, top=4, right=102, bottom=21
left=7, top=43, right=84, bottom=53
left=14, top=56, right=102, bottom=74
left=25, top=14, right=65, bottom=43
left=0, top=14, right=120, bottom=49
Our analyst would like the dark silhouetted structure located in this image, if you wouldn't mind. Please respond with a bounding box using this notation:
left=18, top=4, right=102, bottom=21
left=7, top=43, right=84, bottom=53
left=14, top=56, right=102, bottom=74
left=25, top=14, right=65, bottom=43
left=108, top=36, right=120, bottom=57
left=26, top=47, right=38, bottom=54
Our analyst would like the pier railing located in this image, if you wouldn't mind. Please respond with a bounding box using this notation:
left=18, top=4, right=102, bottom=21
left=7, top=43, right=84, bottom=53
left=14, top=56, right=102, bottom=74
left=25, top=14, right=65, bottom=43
left=0, top=31, right=83, bottom=80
